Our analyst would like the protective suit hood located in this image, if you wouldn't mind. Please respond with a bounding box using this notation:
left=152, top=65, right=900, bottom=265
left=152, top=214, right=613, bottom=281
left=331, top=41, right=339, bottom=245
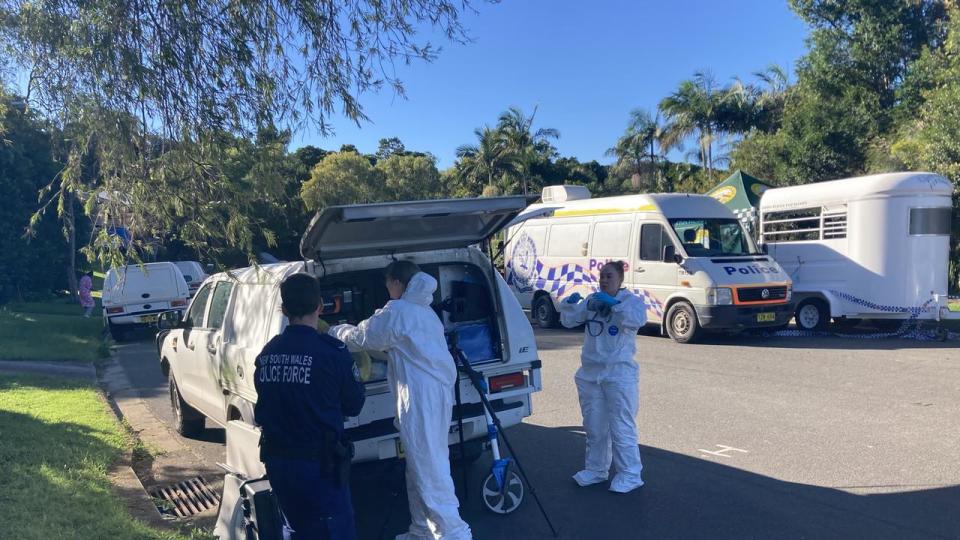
left=401, top=272, right=436, bottom=306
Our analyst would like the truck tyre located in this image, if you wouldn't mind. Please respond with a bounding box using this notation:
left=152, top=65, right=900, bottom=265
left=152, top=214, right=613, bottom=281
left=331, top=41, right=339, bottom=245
left=169, top=377, right=205, bottom=437
left=795, top=299, right=829, bottom=331
left=533, top=295, right=559, bottom=329
left=109, top=322, right=126, bottom=342
left=665, top=301, right=701, bottom=344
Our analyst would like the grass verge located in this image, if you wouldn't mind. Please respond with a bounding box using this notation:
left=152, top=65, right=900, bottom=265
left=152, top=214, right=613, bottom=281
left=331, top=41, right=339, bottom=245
left=0, top=301, right=107, bottom=362
left=0, top=374, right=205, bottom=539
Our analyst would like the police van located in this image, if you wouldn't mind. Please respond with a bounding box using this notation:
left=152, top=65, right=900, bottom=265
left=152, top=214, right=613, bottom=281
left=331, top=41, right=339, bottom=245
left=156, top=197, right=543, bottom=464
left=505, top=186, right=794, bottom=343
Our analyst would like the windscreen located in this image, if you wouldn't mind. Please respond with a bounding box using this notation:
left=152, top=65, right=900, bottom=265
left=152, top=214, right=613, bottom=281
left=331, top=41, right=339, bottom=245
left=669, top=218, right=759, bottom=257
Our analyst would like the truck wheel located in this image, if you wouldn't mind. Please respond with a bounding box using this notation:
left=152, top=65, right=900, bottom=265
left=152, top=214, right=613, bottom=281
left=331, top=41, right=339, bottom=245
left=533, top=295, right=559, bottom=329
left=665, top=301, right=701, bottom=344
left=795, top=299, right=829, bottom=331
left=109, top=322, right=126, bottom=342
left=169, top=377, right=205, bottom=437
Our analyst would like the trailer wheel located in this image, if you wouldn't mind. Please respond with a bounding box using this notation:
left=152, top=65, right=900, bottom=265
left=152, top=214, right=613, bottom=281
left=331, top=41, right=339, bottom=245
left=665, top=301, right=701, bottom=343
left=795, top=299, right=829, bottom=331
left=482, top=469, right=524, bottom=514
left=533, top=295, right=559, bottom=329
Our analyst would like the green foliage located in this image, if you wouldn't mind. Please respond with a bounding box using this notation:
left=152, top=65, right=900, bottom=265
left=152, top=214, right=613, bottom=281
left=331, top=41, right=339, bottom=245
left=0, top=0, right=475, bottom=266
left=300, top=149, right=444, bottom=211
left=0, top=92, right=73, bottom=302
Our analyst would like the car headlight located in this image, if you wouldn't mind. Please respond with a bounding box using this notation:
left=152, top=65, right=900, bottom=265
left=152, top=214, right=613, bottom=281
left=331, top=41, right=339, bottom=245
left=708, top=287, right=733, bottom=305
left=785, top=286, right=792, bottom=302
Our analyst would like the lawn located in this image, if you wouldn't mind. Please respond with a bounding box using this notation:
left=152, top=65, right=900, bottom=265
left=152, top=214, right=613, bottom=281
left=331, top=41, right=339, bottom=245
left=0, top=301, right=107, bottom=362
left=0, top=374, right=201, bottom=540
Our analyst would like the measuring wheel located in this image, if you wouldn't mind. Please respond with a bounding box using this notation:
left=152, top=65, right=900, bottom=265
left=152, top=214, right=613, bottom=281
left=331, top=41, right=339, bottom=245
left=481, top=469, right=524, bottom=514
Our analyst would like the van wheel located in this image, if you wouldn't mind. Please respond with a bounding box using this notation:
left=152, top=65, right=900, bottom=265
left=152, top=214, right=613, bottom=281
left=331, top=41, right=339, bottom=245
left=109, top=323, right=126, bottom=342
left=169, top=377, right=205, bottom=437
left=795, top=299, right=829, bottom=331
left=533, top=296, right=559, bottom=329
left=665, top=301, right=701, bottom=344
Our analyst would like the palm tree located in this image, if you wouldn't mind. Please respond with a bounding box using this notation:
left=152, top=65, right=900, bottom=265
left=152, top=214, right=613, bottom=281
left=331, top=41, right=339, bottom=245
left=607, top=108, right=665, bottom=191
left=455, top=126, right=513, bottom=193
left=658, top=71, right=725, bottom=179
left=496, top=106, right=560, bottom=195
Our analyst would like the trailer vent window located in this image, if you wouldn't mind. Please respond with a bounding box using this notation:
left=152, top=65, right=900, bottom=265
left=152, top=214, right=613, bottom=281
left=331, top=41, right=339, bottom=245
left=761, top=207, right=822, bottom=243
left=822, top=212, right=848, bottom=239
left=909, top=207, right=951, bottom=236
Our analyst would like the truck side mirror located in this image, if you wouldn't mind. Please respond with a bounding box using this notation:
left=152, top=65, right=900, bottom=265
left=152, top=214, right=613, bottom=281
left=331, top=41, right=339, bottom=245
left=662, top=245, right=682, bottom=264
left=157, top=310, right=183, bottom=330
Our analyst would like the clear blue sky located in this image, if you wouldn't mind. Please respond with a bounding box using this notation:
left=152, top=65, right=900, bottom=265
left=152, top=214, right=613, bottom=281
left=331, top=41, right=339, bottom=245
left=296, top=0, right=810, bottom=169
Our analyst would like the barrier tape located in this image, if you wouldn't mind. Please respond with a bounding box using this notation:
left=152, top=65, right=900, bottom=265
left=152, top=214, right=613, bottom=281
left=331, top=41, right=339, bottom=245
left=749, top=294, right=959, bottom=342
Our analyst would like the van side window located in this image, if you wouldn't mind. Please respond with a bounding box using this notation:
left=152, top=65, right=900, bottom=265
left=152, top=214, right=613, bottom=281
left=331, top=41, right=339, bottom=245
left=640, top=224, right=674, bottom=261
left=547, top=223, right=589, bottom=257
left=206, top=282, right=235, bottom=329
left=591, top=221, right=631, bottom=257
left=184, top=284, right=212, bottom=328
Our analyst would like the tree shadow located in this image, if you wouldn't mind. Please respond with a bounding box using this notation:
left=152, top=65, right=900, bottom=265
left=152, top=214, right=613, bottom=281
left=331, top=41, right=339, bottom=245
left=349, top=423, right=959, bottom=540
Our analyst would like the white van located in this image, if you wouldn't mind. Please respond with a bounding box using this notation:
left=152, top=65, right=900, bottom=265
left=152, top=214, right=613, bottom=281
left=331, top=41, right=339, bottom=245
left=157, top=197, right=543, bottom=464
left=759, top=172, right=957, bottom=331
left=505, top=186, right=794, bottom=343
left=172, top=261, right=208, bottom=296
left=102, top=262, right=190, bottom=340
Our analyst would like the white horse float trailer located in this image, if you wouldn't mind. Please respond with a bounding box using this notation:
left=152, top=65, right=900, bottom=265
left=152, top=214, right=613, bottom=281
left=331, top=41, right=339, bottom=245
left=759, top=172, right=957, bottom=332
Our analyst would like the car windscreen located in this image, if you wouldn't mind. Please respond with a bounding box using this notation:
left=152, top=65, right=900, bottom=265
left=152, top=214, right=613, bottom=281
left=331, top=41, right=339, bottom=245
left=669, top=218, right=759, bottom=257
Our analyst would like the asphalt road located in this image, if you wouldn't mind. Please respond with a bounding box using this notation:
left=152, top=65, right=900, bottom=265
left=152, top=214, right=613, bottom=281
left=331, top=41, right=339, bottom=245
left=114, top=328, right=960, bottom=539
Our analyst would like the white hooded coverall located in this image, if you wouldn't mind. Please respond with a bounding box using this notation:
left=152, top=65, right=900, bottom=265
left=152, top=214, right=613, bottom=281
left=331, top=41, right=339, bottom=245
left=559, top=288, right=647, bottom=493
left=330, top=272, right=472, bottom=540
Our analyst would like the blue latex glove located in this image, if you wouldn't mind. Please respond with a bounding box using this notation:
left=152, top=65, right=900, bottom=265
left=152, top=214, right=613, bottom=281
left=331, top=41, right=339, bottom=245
left=591, top=291, right=621, bottom=307
left=565, top=292, right=583, bottom=304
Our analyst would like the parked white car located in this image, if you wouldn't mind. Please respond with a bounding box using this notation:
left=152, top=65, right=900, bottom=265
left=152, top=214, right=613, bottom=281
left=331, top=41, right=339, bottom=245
left=102, top=262, right=190, bottom=340
left=157, top=197, right=544, bottom=465
left=172, top=261, right=208, bottom=296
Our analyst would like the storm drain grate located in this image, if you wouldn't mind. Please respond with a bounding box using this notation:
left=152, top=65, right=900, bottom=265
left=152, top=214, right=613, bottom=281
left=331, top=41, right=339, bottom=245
left=149, top=476, right=221, bottom=518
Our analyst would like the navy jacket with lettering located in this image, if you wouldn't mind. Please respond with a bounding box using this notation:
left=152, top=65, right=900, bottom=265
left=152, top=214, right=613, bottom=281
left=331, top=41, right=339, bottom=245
left=253, top=324, right=365, bottom=449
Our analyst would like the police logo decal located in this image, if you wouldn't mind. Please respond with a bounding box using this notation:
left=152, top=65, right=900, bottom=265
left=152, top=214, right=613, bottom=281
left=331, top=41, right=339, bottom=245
left=509, top=232, right=538, bottom=293
left=608, top=325, right=619, bottom=336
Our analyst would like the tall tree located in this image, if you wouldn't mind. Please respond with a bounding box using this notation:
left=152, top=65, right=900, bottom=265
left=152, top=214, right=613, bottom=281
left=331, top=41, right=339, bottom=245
left=658, top=72, right=727, bottom=180
left=0, top=0, right=477, bottom=265
left=455, top=127, right=514, bottom=193
left=496, top=106, right=560, bottom=195
left=606, top=108, right=663, bottom=190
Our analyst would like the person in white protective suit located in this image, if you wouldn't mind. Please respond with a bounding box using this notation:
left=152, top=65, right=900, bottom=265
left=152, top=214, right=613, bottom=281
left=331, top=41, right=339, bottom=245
left=328, top=260, right=472, bottom=540
left=559, top=260, right=647, bottom=494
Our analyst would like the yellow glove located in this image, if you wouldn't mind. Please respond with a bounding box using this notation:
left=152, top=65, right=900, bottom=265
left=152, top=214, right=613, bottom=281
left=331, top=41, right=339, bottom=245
left=316, top=318, right=330, bottom=333
left=352, top=350, right=372, bottom=382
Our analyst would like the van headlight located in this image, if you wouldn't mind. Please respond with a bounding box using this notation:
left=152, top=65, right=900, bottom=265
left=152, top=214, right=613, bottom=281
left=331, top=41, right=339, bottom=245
left=708, top=287, right=733, bottom=305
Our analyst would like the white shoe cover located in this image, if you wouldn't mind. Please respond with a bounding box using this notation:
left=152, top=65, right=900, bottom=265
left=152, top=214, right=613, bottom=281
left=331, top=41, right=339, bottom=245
left=609, top=474, right=644, bottom=493
left=572, top=470, right=608, bottom=487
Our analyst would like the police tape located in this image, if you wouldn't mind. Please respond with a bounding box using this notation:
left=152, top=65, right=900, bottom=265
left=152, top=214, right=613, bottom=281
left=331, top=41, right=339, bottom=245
left=752, top=296, right=959, bottom=342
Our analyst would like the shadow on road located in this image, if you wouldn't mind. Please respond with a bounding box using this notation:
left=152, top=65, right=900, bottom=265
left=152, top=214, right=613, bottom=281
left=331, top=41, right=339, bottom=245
left=348, top=423, right=959, bottom=540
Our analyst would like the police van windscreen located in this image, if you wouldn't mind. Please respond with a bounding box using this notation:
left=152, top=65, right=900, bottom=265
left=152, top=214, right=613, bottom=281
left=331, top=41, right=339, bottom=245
left=669, top=218, right=759, bottom=257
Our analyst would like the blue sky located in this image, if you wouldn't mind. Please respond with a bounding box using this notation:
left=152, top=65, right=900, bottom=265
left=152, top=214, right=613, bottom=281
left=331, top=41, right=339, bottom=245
left=297, top=0, right=810, bottom=169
